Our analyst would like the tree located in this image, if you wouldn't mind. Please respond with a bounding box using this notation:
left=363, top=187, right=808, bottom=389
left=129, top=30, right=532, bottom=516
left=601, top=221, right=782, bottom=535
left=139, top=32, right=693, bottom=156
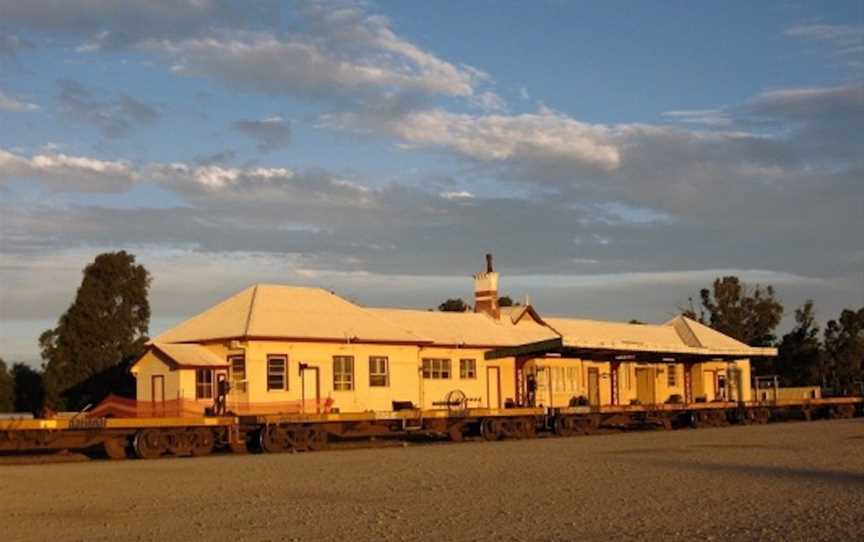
left=0, top=358, right=13, bottom=412
left=438, top=298, right=470, bottom=312
left=498, top=296, right=521, bottom=308
left=684, top=276, right=783, bottom=347
left=12, top=363, right=44, bottom=415
left=777, top=300, right=822, bottom=386
left=40, top=251, right=151, bottom=410
left=823, top=307, right=864, bottom=395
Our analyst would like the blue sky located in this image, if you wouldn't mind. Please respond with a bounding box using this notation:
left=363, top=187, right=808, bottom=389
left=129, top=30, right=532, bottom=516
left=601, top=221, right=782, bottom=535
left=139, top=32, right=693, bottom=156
left=1, top=1, right=862, bottom=365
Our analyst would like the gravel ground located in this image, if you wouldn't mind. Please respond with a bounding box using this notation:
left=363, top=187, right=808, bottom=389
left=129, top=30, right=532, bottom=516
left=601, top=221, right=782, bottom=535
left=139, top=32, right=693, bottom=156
left=2, top=419, right=863, bottom=542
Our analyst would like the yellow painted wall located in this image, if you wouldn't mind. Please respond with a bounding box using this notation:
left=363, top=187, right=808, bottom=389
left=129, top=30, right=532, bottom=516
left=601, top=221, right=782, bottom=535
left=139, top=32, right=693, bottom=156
left=691, top=359, right=752, bottom=402
left=525, top=358, right=614, bottom=408
left=526, top=358, right=754, bottom=407
left=191, top=340, right=516, bottom=413
left=133, top=340, right=755, bottom=412
left=131, top=350, right=181, bottom=402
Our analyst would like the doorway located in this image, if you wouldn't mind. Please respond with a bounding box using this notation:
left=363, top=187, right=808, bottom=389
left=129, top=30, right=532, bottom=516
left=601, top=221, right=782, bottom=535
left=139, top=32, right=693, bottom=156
left=716, top=373, right=727, bottom=401
left=151, top=375, right=165, bottom=416
left=587, top=368, right=600, bottom=408
left=486, top=366, right=501, bottom=409
left=635, top=368, right=656, bottom=405
left=300, top=365, right=320, bottom=414
left=703, top=370, right=716, bottom=401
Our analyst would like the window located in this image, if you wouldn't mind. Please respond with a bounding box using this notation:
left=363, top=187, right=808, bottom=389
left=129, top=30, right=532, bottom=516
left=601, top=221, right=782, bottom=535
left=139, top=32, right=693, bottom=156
left=195, top=369, right=213, bottom=400
left=566, top=367, right=579, bottom=391
left=369, top=356, right=389, bottom=387
left=229, top=355, right=246, bottom=393
left=333, top=356, right=354, bottom=391
left=459, top=359, right=476, bottom=379
left=267, top=355, right=288, bottom=391
left=667, top=364, right=677, bottom=387
left=422, top=358, right=451, bottom=379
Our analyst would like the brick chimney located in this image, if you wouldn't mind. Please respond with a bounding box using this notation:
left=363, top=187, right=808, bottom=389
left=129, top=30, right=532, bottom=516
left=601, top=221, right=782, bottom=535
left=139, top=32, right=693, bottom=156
left=473, top=253, right=500, bottom=319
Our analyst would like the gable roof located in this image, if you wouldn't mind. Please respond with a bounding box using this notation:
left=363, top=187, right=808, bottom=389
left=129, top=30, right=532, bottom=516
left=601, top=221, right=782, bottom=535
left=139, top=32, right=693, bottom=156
left=544, top=317, right=694, bottom=354
left=499, top=305, right=546, bottom=325
left=664, top=315, right=777, bottom=356
left=151, top=283, right=775, bottom=358
left=366, top=308, right=558, bottom=347
left=544, top=314, right=776, bottom=357
left=151, top=343, right=229, bottom=367
left=152, top=284, right=426, bottom=344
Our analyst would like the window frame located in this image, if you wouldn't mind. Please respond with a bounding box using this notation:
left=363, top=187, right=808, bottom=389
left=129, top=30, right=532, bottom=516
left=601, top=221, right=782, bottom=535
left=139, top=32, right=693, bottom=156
left=267, top=355, right=288, bottom=392
left=195, top=368, right=214, bottom=400
left=333, top=355, right=355, bottom=391
left=369, top=356, right=389, bottom=387
left=459, top=358, right=476, bottom=379
left=422, top=358, right=451, bottom=379
left=229, top=354, right=247, bottom=393
left=667, top=364, right=677, bottom=387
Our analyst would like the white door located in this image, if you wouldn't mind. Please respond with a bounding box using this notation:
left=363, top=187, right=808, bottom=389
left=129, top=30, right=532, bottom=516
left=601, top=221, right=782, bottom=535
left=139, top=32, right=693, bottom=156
left=151, top=375, right=165, bottom=416
left=301, top=366, right=320, bottom=413
left=486, top=366, right=501, bottom=409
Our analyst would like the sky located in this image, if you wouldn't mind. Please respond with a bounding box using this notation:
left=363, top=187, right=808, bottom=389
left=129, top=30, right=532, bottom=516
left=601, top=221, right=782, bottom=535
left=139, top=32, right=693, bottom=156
left=1, top=1, right=862, bottom=367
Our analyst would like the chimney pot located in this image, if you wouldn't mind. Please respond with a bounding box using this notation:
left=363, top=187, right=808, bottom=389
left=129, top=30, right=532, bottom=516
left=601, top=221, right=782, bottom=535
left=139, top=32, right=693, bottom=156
left=486, top=253, right=494, bottom=273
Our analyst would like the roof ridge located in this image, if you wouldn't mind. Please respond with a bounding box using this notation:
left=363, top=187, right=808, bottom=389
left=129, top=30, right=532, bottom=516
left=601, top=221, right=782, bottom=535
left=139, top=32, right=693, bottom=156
left=244, top=284, right=259, bottom=337
left=668, top=315, right=703, bottom=348
left=360, top=306, right=434, bottom=343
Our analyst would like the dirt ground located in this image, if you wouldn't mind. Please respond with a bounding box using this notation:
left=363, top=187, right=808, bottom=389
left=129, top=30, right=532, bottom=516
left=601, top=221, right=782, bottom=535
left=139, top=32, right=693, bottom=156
left=2, top=419, right=863, bottom=542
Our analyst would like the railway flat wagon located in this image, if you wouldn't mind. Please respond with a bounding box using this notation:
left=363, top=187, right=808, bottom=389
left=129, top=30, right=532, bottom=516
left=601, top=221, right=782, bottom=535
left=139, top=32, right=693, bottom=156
left=0, top=416, right=239, bottom=460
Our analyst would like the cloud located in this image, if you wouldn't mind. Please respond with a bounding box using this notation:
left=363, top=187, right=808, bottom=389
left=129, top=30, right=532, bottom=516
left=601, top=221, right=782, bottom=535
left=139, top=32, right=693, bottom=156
left=0, top=148, right=138, bottom=192
left=130, top=4, right=485, bottom=103
left=231, top=116, right=291, bottom=152
left=57, top=79, right=160, bottom=138
left=440, top=191, right=474, bottom=200
left=747, top=83, right=864, bottom=121
left=0, top=0, right=261, bottom=50
left=5, top=3, right=488, bottom=112
left=0, top=32, right=33, bottom=59
left=320, top=107, right=622, bottom=172
left=0, top=90, right=39, bottom=112
left=661, top=109, right=731, bottom=127
left=471, top=91, right=507, bottom=112
left=785, top=24, right=864, bottom=55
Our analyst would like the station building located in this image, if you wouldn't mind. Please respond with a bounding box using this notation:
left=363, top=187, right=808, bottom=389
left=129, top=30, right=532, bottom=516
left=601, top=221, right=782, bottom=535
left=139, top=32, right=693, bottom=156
left=130, top=258, right=775, bottom=416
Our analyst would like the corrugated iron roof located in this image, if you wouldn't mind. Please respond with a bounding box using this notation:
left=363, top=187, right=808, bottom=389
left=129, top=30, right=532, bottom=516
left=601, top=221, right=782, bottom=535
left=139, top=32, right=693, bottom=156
left=152, top=284, right=426, bottom=344
left=545, top=315, right=776, bottom=357
left=366, top=307, right=558, bottom=347
left=152, top=343, right=228, bottom=367
left=150, top=283, right=776, bottom=357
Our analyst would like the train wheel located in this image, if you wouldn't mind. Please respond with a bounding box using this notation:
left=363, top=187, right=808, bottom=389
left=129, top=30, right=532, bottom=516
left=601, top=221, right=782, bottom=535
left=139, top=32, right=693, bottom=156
left=103, top=436, right=128, bottom=460
left=553, top=416, right=570, bottom=437
left=167, top=430, right=194, bottom=457
left=830, top=405, right=854, bottom=419
left=291, top=428, right=310, bottom=452
left=191, top=428, right=215, bottom=457
left=480, top=418, right=501, bottom=441
left=259, top=425, right=287, bottom=453
left=307, top=427, right=328, bottom=451
left=133, top=429, right=167, bottom=459
left=229, top=438, right=248, bottom=454
left=514, top=418, right=535, bottom=439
